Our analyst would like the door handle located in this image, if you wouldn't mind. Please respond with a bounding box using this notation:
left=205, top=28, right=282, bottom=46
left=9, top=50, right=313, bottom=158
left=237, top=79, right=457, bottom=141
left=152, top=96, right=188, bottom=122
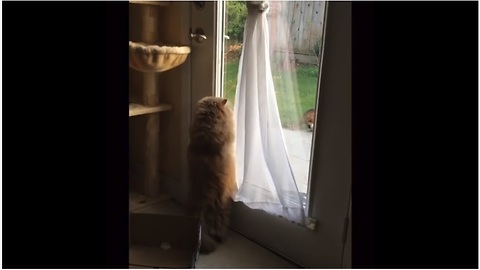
left=189, top=28, right=207, bottom=44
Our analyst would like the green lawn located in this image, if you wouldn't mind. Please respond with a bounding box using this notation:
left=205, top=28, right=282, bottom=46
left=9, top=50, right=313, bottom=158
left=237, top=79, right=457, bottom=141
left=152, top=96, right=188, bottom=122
left=223, top=58, right=319, bottom=129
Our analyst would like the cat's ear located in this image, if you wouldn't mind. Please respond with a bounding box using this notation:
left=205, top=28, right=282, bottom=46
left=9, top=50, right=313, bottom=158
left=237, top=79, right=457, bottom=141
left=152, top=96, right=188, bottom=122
left=221, top=98, right=228, bottom=106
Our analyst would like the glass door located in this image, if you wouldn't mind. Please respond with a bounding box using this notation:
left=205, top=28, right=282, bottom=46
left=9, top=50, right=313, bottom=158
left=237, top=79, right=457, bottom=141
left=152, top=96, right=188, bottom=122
left=189, top=1, right=351, bottom=267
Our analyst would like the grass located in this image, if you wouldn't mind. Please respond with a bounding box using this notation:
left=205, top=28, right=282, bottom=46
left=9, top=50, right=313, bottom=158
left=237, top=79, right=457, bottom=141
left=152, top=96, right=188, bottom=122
left=223, top=56, right=320, bottom=129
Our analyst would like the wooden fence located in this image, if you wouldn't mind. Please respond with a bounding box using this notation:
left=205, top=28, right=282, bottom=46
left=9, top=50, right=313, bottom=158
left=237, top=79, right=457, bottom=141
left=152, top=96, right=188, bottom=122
left=267, top=1, right=326, bottom=64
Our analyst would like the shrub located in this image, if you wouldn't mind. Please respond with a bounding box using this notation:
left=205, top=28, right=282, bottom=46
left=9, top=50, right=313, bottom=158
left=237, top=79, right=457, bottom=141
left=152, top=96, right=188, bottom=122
left=226, top=1, right=247, bottom=42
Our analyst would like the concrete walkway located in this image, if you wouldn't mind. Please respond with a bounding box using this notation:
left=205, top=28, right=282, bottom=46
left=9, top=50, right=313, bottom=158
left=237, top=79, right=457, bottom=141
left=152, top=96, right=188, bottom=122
left=282, top=128, right=313, bottom=194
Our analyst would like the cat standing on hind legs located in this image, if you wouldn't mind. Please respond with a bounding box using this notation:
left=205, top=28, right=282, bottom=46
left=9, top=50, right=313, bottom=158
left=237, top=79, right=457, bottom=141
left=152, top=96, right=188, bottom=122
left=187, top=96, right=237, bottom=254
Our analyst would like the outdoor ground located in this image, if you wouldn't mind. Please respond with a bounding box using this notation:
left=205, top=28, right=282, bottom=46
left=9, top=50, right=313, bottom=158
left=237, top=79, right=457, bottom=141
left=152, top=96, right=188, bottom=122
left=283, top=128, right=313, bottom=194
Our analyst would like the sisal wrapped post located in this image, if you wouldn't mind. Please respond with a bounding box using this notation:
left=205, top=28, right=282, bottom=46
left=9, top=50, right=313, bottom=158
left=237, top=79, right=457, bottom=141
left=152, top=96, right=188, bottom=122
left=141, top=4, right=160, bottom=197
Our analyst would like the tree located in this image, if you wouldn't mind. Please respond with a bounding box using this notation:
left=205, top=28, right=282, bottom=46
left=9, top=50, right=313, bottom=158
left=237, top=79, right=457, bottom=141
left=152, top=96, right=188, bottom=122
left=226, top=1, right=247, bottom=43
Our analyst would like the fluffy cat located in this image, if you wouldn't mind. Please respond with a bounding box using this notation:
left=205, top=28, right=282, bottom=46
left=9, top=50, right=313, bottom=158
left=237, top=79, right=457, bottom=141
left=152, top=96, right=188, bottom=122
left=187, top=96, right=237, bottom=254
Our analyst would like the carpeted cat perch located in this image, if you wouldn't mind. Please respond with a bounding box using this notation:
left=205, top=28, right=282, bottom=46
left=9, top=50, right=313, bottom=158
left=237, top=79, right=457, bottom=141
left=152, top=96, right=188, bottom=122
left=129, top=41, right=191, bottom=73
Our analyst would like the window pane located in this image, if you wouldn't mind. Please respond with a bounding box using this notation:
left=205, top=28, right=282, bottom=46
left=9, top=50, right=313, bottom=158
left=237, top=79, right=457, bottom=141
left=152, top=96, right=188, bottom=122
left=222, top=0, right=326, bottom=213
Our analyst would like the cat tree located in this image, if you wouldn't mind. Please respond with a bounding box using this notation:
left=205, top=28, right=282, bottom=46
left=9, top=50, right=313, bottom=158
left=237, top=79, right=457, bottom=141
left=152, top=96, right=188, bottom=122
left=129, top=1, right=190, bottom=202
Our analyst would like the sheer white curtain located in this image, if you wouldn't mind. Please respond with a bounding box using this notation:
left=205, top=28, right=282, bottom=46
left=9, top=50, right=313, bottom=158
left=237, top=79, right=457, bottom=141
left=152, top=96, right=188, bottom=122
left=233, top=1, right=306, bottom=225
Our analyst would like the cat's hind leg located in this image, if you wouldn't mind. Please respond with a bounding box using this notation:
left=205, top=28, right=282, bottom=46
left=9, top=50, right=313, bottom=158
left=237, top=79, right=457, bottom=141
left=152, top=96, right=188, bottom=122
left=200, top=231, right=218, bottom=254
left=215, top=200, right=233, bottom=243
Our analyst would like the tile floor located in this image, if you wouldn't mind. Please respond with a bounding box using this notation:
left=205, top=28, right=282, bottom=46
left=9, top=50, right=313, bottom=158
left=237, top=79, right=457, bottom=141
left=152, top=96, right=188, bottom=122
left=196, top=230, right=298, bottom=268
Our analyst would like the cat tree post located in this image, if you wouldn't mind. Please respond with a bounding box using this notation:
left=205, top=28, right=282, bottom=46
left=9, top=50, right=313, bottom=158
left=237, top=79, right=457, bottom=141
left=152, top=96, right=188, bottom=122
left=130, top=2, right=190, bottom=199
left=141, top=5, right=161, bottom=197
